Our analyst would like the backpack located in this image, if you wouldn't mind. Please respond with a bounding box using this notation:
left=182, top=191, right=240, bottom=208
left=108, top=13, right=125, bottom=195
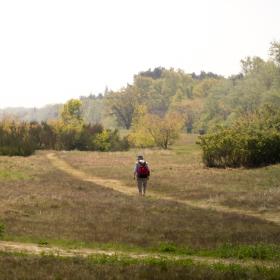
left=137, top=162, right=150, bottom=178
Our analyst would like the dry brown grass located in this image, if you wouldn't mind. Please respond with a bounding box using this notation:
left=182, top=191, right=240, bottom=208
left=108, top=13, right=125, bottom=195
left=3, top=253, right=280, bottom=280
left=0, top=136, right=280, bottom=250
left=59, top=134, right=280, bottom=213
left=47, top=151, right=280, bottom=225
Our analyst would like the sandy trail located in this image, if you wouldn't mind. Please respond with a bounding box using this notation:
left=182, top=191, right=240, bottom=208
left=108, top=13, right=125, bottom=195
left=0, top=240, right=278, bottom=268
left=46, top=153, right=280, bottom=226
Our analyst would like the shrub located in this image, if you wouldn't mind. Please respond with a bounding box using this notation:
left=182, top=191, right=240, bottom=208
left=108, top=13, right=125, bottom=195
left=0, top=119, right=36, bottom=156
left=0, top=118, right=128, bottom=155
left=92, top=129, right=129, bottom=152
left=198, top=128, right=280, bottom=168
left=158, top=243, right=177, bottom=253
left=197, top=106, right=280, bottom=167
left=128, top=109, right=184, bottom=149
left=0, top=98, right=128, bottom=154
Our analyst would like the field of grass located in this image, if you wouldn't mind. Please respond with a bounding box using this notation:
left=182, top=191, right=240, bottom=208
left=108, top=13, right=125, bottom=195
left=60, top=134, right=280, bottom=212
left=1, top=252, right=280, bottom=280
left=0, top=253, right=280, bottom=280
left=0, top=133, right=280, bottom=278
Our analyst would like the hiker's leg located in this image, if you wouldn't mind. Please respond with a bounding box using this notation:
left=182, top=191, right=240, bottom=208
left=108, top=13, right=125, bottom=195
left=140, top=179, right=145, bottom=195
left=142, top=179, right=148, bottom=195
left=137, top=179, right=142, bottom=195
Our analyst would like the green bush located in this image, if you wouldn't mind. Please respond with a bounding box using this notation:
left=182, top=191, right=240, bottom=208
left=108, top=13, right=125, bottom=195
left=158, top=243, right=177, bottom=253
left=0, top=120, right=36, bottom=156
left=0, top=119, right=129, bottom=155
left=198, top=129, right=280, bottom=168
left=92, top=129, right=129, bottom=152
left=197, top=106, right=280, bottom=167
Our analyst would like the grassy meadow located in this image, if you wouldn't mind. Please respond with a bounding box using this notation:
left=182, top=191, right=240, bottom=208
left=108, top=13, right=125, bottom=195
left=1, top=133, right=280, bottom=279
left=2, top=252, right=280, bottom=280
left=60, top=134, right=280, bottom=212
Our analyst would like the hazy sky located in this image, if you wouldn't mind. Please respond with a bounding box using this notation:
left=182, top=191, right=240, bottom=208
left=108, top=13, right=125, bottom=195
left=0, top=0, right=279, bottom=108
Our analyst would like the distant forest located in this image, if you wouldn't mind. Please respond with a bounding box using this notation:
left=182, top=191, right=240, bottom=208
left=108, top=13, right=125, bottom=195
left=2, top=41, right=280, bottom=133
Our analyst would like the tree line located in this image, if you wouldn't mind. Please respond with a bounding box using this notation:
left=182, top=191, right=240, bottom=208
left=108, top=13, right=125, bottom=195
left=106, top=42, right=280, bottom=134
left=0, top=99, right=128, bottom=156
left=1, top=41, right=280, bottom=158
left=3, top=41, right=280, bottom=136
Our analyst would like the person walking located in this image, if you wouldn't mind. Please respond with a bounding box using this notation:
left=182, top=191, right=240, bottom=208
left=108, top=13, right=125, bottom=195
left=134, top=155, right=150, bottom=196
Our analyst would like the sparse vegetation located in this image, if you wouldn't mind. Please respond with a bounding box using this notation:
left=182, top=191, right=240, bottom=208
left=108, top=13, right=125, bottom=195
left=0, top=252, right=280, bottom=280
left=204, top=243, right=280, bottom=261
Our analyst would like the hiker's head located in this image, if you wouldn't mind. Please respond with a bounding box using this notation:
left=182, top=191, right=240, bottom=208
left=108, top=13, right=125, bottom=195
left=137, top=155, right=144, bottom=161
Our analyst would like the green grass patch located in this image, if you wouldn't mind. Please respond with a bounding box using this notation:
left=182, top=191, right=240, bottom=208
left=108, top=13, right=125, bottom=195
left=200, top=243, right=280, bottom=261
left=4, top=236, right=280, bottom=262
left=155, top=243, right=280, bottom=261
left=171, top=144, right=200, bottom=155
left=155, top=242, right=195, bottom=255
left=3, top=235, right=146, bottom=254
left=0, top=169, right=30, bottom=181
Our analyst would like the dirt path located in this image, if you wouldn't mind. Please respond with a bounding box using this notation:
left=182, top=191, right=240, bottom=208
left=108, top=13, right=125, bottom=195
left=0, top=240, right=278, bottom=268
left=46, top=153, right=280, bottom=226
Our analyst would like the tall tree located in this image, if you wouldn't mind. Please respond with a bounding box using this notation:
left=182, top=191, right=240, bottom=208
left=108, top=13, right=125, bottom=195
left=105, top=86, right=138, bottom=129
left=61, top=99, right=83, bottom=125
left=129, top=109, right=184, bottom=149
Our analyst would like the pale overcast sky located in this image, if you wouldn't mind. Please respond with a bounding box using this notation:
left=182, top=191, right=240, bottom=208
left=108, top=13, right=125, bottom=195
left=0, top=0, right=279, bottom=108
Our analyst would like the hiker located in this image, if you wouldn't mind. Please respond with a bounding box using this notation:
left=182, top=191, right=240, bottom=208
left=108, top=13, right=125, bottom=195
left=134, top=155, right=150, bottom=196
